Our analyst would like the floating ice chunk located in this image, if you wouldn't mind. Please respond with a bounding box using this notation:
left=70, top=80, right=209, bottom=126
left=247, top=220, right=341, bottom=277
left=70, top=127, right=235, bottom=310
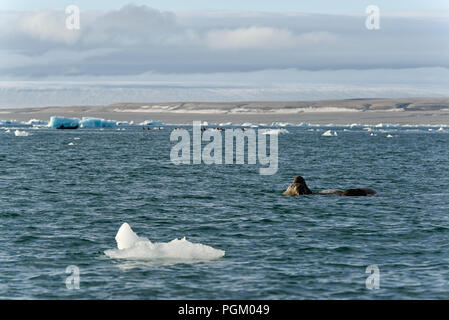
left=80, top=117, right=116, bottom=128
left=116, top=121, right=131, bottom=126
left=437, top=127, right=444, bottom=132
left=25, top=119, right=47, bottom=126
left=139, top=120, right=164, bottom=126
left=0, top=120, right=22, bottom=127
left=105, top=223, right=225, bottom=263
left=115, top=223, right=144, bottom=250
left=271, top=122, right=293, bottom=127
left=68, top=142, right=75, bottom=146
left=48, top=116, right=80, bottom=128
left=262, top=129, right=289, bottom=135
left=322, top=130, right=337, bottom=137
left=14, top=130, right=29, bottom=136
left=375, top=123, right=398, bottom=128
left=387, top=134, right=393, bottom=138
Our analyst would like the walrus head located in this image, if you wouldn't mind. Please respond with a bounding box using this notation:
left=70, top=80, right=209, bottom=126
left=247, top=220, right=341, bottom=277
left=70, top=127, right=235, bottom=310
left=283, top=176, right=313, bottom=195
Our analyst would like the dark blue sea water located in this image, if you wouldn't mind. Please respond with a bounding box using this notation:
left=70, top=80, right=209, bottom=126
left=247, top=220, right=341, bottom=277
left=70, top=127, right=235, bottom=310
left=1, top=124, right=449, bottom=299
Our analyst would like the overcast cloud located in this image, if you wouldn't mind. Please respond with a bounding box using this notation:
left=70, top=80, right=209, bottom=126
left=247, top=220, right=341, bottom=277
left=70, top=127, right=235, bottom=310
left=0, top=4, right=448, bottom=107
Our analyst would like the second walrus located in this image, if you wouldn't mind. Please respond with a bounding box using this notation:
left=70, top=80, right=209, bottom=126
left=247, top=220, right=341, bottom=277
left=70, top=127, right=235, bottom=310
left=283, top=176, right=376, bottom=196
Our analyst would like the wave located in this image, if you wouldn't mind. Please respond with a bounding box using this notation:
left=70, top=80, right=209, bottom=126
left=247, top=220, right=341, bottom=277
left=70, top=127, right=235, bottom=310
left=104, top=223, right=225, bottom=264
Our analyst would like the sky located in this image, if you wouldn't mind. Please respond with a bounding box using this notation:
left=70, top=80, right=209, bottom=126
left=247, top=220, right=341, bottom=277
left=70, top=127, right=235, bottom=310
left=1, top=0, right=448, bottom=13
left=0, top=1, right=448, bottom=107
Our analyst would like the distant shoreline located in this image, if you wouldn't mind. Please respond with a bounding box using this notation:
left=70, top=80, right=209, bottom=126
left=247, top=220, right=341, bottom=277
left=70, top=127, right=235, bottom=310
left=2, top=97, right=449, bottom=125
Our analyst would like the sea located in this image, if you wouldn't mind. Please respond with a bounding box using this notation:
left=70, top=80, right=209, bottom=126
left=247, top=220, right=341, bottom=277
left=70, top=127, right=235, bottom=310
left=1, top=120, right=449, bottom=299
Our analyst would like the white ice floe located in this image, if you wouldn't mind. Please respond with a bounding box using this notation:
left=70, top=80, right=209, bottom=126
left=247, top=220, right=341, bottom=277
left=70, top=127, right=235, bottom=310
left=104, top=223, right=225, bottom=264
left=261, top=128, right=289, bottom=135
left=139, top=120, right=164, bottom=126
left=25, top=119, right=48, bottom=126
left=14, top=130, right=30, bottom=136
left=322, top=130, right=337, bottom=136
left=387, top=134, right=394, bottom=138
left=271, top=122, right=293, bottom=127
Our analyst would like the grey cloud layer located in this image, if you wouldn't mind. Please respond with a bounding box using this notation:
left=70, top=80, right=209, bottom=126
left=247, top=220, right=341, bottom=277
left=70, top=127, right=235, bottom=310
left=1, top=4, right=448, bottom=77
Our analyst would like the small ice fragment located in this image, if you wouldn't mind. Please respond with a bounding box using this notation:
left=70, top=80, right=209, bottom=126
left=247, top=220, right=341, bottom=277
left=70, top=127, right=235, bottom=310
left=14, top=130, right=29, bottom=137
left=322, top=130, right=337, bottom=136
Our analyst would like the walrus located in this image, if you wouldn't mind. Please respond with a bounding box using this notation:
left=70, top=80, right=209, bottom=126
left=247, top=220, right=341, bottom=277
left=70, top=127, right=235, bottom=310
left=282, top=176, right=376, bottom=196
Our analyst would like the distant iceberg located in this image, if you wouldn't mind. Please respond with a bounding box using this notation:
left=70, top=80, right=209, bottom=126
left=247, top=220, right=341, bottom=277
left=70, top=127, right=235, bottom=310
left=14, top=130, right=30, bottom=137
left=271, top=122, right=293, bottom=127
left=139, top=120, right=164, bottom=126
left=262, top=128, right=289, bottom=135
left=322, top=130, right=337, bottom=136
left=48, top=116, right=80, bottom=129
left=116, top=121, right=132, bottom=126
left=0, top=120, right=22, bottom=127
left=25, top=119, right=48, bottom=126
left=80, top=117, right=116, bottom=128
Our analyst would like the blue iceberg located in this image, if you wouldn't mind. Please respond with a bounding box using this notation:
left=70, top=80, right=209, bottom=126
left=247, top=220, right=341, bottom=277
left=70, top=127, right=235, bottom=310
left=48, top=116, right=80, bottom=128
left=79, top=117, right=116, bottom=128
left=0, top=120, right=23, bottom=127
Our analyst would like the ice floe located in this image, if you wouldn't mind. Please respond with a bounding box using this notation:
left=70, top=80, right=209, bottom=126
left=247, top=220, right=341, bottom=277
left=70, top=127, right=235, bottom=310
left=104, top=223, right=225, bottom=264
left=322, top=130, right=338, bottom=136
left=261, top=129, right=289, bottom=135
left=14, top=130, right=30, bottom=136
left=139, top=120, right=165, bottom=126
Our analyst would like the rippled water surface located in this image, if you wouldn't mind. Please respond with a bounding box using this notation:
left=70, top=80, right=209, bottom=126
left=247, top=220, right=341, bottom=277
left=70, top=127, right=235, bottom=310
left=1, top=125, right=449, bottom=299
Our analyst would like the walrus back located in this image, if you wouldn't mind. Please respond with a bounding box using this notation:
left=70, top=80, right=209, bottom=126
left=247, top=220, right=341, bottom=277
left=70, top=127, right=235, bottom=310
left=342, top=188, right=377, bottom=196
left=319, top=189, right=344, bottom=196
